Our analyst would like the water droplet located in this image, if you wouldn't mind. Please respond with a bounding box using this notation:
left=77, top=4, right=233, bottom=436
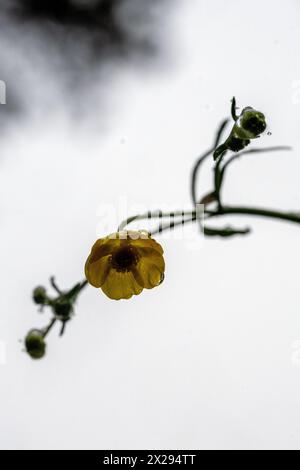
left=267, top=131, right=272, bottom=136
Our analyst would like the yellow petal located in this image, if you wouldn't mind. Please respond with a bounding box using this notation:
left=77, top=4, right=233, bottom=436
left=88, top=236, right=120, bottom=264
left=133, top=255, right=165, bottom=289
left=131, top=235, right=164, bottom=256
left=101, top=269, right=143, bottom=300
left=135, top=247, right=164, bottom=259
left=85, top=255, right=111, bottom=288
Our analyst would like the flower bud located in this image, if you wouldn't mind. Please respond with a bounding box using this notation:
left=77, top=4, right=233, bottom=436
left=25, top=330, right=46, bottom=359
left=53, top=299, right=73, bottom=319
left=228, top=136, right=250, bottom=152
left=33, top=286, right=47, bottom=305
left=240, top=109, right=266, bottom=138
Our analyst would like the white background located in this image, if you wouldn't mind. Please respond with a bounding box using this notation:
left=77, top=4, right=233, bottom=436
left=1, top=0, right=300, bottom=450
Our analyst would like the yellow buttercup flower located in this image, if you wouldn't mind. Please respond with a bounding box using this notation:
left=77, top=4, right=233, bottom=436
left=85, top=231, right=165, bottom=300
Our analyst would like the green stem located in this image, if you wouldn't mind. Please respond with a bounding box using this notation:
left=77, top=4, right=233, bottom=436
left=207, top=206, right=300, bottom=224
left=214, top=158, right=223, bottom=209
left=118, top=210, right=200, bottom=233
left=50, top=276, right=62, bottom=295
left=42, top=318, right=57, bottom=338
left=119, top=205, right=300, bottom=237
left=190, top=118, right=229, bottom=205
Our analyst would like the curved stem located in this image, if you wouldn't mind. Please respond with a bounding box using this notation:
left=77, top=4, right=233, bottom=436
left=214, top=157, right=223, bottom=209
left=190, top=149, right=213, bottom=205
left=118, top=210, right=201, bottom=234
left=50, top=276, right=62, bottom=295
left=119, top=204, right=300, bottom=237
left=190, top=119, right=229, bottom=205
left=150, top=217, right=250, bottom=237
left=207, top=206, right=300, bottom=225
left=214, top=118, right=230, bottom=149
left=151, top=213, right=198, bottom=236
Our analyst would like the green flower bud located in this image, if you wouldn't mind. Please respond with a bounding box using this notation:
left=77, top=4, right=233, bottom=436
left=240, top=109, right=266, bottom=138
left=53, top=299, right=73, bottom=319
left=25, top=330, right=46, bottom=360
left=227, top=136, right=250, bottom=152
left=33, top=286, right=47, bottom=305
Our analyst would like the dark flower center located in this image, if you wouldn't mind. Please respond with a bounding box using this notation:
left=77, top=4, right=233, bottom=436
left=111, top=246, right=138, bottom=272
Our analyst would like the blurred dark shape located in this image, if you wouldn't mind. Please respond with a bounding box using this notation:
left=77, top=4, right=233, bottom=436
left=13, top=0, right=124, bottom=46
left=16, top=0, right=117, bottom=27
left=8, top=0, right=169, bottom=57
left=0, top=0, right=172, bottom=125
left=0, top=69, right=24, bottom=128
